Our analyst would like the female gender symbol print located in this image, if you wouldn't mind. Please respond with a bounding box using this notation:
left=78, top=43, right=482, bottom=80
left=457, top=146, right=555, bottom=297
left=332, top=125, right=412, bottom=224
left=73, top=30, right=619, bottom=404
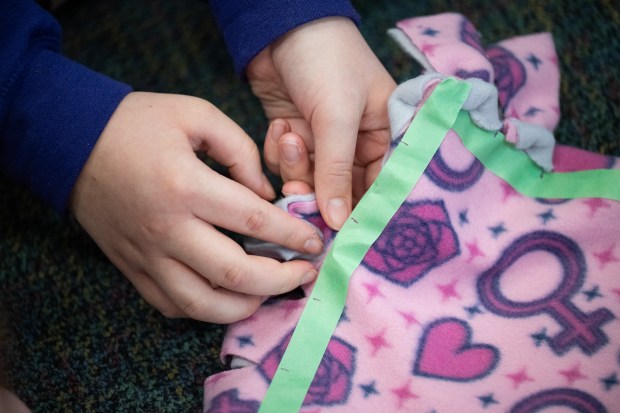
left=509, top=388, right=607, bottom=413
left=477, top=231, right=615, bottom=356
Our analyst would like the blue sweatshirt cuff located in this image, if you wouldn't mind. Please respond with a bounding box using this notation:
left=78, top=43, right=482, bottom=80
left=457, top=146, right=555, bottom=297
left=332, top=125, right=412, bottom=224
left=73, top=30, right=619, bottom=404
left=209, top=0, right=361, bottom=74
left=1, top=48, right=132, bottom=213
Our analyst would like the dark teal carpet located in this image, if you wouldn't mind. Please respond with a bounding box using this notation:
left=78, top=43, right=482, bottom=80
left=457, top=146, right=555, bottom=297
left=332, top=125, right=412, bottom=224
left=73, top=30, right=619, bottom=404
left=1, top=0, right=618, bottom=411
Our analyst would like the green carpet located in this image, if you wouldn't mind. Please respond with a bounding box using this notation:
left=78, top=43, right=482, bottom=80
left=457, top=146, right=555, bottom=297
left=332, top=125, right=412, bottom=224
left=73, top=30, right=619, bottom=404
left=1, top=0, right=618, bottom=411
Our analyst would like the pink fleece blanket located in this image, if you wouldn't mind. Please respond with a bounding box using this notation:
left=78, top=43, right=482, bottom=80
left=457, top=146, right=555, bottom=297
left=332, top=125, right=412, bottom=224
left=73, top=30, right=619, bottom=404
left=204, top=13, right=620, bottom=413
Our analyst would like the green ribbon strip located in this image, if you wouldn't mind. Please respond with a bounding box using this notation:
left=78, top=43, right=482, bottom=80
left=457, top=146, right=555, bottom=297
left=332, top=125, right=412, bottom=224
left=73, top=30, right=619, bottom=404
left=453, top=111, right=620, bottom=201
left=258, top=78, right=472, bottom=413
left=258, top=77, right=620, bottom=413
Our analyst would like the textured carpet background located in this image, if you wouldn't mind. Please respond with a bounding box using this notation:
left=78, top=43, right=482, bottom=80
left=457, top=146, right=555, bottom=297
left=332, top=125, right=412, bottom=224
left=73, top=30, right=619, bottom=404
left=1, top=0, right=618, bottom=411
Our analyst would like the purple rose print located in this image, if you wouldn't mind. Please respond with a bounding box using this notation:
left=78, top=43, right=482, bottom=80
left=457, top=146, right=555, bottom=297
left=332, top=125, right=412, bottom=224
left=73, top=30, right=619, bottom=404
left=259, top=330, right=356, bottom=406
left=363, top=200, right=460, bottom=287
left=206, top=389, right=260, bottom=413
left=486, top=44, right=527, bottom=109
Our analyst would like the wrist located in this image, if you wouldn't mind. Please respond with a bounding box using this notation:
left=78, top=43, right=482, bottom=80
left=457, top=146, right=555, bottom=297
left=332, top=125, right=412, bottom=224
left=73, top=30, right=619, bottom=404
left=271, top=17, right=359, bottom=62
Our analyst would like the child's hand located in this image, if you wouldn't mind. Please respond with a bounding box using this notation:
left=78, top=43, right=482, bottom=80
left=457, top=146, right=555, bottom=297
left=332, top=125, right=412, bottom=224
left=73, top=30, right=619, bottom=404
left=247, top=17, right=396, bottom=230
left=264, top=119, right=314, bottom=197
left=69, top=92, right=322, bottom=323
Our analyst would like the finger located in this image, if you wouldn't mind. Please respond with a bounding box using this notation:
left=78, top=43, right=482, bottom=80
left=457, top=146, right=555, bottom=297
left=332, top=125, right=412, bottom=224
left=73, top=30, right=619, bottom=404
left=181, top=98, right=275, bottom=200
left=312, top=106, right=363, bottom=230
left=167, top=219, right=318, bottom=296
left=109, top=253, right=188, bottom=318
left=285, top=118, right=315, bottom=153
left=150, top=257, right=265, bottom=323
left=124, top=269, right=186, bottom=318
left=279, top=132, right=313, bottom=185
left=282, top=180, right=314, bottom=196
left=264, top=119, right=291, bottom=175
left=189, top=167, right=323, bottom=255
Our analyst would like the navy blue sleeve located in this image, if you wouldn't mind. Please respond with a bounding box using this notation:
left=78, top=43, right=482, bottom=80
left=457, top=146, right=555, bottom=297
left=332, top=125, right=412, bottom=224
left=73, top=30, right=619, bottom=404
left=0, top=0, right=132, bottom=213
left=209, top=0, right=361, bottom=74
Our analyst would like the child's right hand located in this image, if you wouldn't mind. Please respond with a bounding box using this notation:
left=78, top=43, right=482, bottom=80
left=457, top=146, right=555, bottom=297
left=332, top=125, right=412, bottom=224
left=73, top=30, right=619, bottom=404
left=69, top=92, right=322, bottom=323
left=247, top=17, right=396, bottom=230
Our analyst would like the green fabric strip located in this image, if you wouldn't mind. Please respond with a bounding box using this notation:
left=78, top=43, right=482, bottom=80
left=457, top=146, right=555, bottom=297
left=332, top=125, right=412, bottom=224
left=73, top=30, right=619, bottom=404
left=453, top=112, right=620, bottom=201
left=258, top=78, right=472, bottom=412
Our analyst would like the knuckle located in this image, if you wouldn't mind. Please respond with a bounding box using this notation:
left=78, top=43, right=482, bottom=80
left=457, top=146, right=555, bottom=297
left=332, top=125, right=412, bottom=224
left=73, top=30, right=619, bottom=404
left=324, top=159, right=352, bottom=181
left=235, top=139, right=261, bottom=169
left=222, top=263, right=250, bottom=290
left=138, top=210, right=177, bottom=240
left=244, top=208, right=267, bottom=235
left=314, top=107, right=359, bottom=131
left=241, top=136, right=260, bottom=158
left=163, top=168, right=193, bottom=197
left=181, top=298, right=212, bottom=321
left=139, top=218, right=170, bottom=240
left=279, top=222, right=304, bottom=249
left=195, top=97, right=217, bottom=117
left=282, top=230, right=298, bottom=249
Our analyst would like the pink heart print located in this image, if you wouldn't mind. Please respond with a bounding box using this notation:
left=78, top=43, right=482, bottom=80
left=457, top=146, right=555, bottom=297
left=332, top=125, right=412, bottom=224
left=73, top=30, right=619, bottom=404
left=414, top=318, right=499, bottom=381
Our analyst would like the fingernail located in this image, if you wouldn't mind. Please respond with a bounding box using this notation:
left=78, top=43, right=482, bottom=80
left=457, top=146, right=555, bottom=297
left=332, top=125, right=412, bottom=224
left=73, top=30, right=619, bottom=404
left=327, top=197, right=349, bottom=230
left=282, top=141, right=300, bottom=165
left=301, top=269, right=318, bottom=285
left=270, top=120, right=286, bottom=143
left=303, top=235, right=323, bottom=254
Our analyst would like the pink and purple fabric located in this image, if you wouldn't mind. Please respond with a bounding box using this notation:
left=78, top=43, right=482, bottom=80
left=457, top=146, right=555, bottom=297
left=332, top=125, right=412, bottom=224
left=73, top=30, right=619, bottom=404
left=203, top=13, right=620, bottom=412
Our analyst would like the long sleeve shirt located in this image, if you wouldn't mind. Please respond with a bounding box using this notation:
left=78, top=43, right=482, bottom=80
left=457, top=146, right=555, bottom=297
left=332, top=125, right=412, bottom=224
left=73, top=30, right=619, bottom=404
left=0, top=0, right=358, bottom=212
